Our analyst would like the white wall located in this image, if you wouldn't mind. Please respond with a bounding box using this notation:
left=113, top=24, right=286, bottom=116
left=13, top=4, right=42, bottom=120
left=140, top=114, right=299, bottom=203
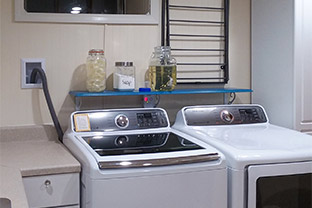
left=0, top=0, right=251, bottom=128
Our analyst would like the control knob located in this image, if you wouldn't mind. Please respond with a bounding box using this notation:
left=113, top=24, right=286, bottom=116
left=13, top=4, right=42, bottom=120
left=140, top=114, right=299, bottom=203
left=220, top=110, right=234, bottom=123
left=115, top=136, right=129, bottom=147
left=115, top=114, right=129, bottom=128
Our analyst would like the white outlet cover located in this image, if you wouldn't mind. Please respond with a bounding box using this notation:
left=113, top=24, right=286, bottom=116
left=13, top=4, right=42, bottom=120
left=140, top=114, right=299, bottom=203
left=21, top=58, right=46, bottom=89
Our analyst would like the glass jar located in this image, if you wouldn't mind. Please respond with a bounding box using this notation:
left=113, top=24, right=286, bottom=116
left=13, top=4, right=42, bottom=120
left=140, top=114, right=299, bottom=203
left=113, top=62, right=135, bottom=91
left=149, top=46, right=177, bottom=91
left=86, top=49, right=106, bottom=92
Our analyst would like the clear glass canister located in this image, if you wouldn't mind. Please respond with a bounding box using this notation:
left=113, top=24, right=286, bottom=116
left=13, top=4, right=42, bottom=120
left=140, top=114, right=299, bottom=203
left=149, top=46, right=177, bottom=91
left=113, top=62, right=135, bottom=91
left=86, top=49, right=106, bottom=92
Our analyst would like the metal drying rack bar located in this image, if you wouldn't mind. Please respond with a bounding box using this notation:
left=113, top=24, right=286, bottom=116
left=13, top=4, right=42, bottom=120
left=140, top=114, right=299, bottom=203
left=168, top=5, right=224, bottom=10
left=169, top=34, right=225, bottom=38
left=169, top=19, right=225, bottom=24
left=162, top=0, right=230, bottom=84
left=177, top=63, right=225, bottom=66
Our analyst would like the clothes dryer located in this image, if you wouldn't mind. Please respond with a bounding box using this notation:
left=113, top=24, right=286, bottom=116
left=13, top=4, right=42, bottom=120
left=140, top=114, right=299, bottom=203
left=173, top=104, right=312, bottom=208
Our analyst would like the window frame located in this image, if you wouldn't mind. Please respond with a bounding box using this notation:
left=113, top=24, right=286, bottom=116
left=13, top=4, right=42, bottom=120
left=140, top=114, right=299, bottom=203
left=15, top=0, right=160, bottom=24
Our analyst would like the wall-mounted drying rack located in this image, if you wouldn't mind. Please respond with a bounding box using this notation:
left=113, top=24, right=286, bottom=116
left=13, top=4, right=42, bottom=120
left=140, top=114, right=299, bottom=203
left=162, top=0, right=229, bottom=84
left=69, top=88, right=252, bottom=110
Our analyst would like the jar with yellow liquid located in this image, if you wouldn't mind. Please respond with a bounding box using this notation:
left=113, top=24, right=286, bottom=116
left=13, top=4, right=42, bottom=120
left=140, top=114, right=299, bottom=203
left=149, top=46, right=177, bottom=91
left=86, top=49, right=106, bottom=92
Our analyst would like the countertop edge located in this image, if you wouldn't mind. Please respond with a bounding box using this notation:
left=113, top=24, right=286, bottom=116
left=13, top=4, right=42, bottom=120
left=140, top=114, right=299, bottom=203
left=21, top=165, right=81, bottom=177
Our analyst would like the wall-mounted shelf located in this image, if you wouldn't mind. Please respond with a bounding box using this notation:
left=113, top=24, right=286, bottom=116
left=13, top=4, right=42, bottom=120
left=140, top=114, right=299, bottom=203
left=69, top=88, right=252, bottom=110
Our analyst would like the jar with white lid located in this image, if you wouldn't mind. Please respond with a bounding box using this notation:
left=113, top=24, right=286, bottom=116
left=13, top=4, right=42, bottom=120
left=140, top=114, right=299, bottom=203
left=113, top=62, right=135, bottom=91
left=86, top=49, right=106, bottom=92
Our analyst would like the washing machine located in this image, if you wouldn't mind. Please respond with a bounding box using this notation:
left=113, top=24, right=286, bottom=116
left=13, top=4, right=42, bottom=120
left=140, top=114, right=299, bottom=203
left=63, top=108, right=227, bottom=208
left=173, top=104, right=312, bottom=208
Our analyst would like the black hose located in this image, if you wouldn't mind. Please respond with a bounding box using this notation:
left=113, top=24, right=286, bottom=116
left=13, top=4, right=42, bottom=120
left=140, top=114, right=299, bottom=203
left=30, top=68, right=64, bottom=142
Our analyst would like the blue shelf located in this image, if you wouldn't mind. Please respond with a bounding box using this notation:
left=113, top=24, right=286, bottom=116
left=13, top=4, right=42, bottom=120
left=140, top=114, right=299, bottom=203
left=69, top=88, right=252, bottom=110
left=70, top=88, right=252, bottom=97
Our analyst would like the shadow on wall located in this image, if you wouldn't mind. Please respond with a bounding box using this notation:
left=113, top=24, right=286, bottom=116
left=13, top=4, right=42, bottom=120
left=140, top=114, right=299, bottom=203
left=55, top=64, right=227, bottom=131
left=158, top=93, right=223, bottom=125
left=57, top=64, right=142, bottom=131
left=58, top=64, right=87, bottom=131
left=29, top=64, right=89, bottom=131
left=70, top=64, right=87, bottom=91
left=32, top=89, right=44, bottom=125
left=27, top=47, right=234, bottom=133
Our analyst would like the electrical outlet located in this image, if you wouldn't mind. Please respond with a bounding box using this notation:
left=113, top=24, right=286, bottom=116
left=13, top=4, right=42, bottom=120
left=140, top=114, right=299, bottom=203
left=21, top=58, right=46, bottom=89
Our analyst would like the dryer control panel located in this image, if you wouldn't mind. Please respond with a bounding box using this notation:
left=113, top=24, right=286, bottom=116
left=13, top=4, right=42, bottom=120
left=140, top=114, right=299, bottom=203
left=184, top=105, right=267, bottom=126
left=72, top=108, right=169, bottom=132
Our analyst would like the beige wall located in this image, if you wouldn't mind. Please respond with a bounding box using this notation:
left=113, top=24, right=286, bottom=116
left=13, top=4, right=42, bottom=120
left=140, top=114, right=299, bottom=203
left=0, top=0, right=2, bottom=126
left=229, top=0, right=251, bottom=103
left=0, top=0, right=250, bottom=128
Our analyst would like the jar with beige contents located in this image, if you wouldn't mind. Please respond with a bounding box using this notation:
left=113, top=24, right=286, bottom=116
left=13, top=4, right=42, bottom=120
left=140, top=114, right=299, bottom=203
left=86, top=49, right=106, bottom=92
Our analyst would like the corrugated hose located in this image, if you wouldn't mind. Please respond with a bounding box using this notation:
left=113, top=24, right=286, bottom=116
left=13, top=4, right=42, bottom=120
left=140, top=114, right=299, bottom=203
left=30, top=68, right=64, bottom=142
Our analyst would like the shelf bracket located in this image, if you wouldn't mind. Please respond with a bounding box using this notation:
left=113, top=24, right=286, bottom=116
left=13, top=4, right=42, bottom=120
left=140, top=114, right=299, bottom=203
left=223, top=93, right=229, bottom=104
left=75, top=97, right=81, bottom=111
left=224, top=92, right=236, bottom=104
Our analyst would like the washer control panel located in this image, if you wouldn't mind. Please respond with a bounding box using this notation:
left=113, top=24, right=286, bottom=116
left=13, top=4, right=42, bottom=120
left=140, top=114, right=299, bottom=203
left=184, top=105, right=267, bottom=126
left=73, top=108, right=169, bottom=132
left=136, top=112, right=167, bottom=128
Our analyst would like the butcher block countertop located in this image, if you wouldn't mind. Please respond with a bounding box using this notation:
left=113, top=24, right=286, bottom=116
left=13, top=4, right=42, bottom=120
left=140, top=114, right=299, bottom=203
left=0, top=125, right=81, bottom=208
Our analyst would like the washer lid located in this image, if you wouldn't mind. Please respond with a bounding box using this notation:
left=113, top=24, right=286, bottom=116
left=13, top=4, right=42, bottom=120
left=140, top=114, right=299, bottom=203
left=81, top=131, right=221, bottom=169
left=82, top=132, right=204, bottom=156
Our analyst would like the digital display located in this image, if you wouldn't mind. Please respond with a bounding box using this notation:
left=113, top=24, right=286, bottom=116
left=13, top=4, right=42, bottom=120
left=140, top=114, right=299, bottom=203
left=137, top=113, right=152, bottom=119
left=239, top=109, right=254, bottom=114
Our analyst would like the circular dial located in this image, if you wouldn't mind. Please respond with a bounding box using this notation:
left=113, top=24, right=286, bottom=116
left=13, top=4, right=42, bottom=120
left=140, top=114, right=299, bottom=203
left=115, top=136, right=129, bottom=147
left=220, top=110, right=234, bottom=123
left=115, top=114, right=129, bottom=128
